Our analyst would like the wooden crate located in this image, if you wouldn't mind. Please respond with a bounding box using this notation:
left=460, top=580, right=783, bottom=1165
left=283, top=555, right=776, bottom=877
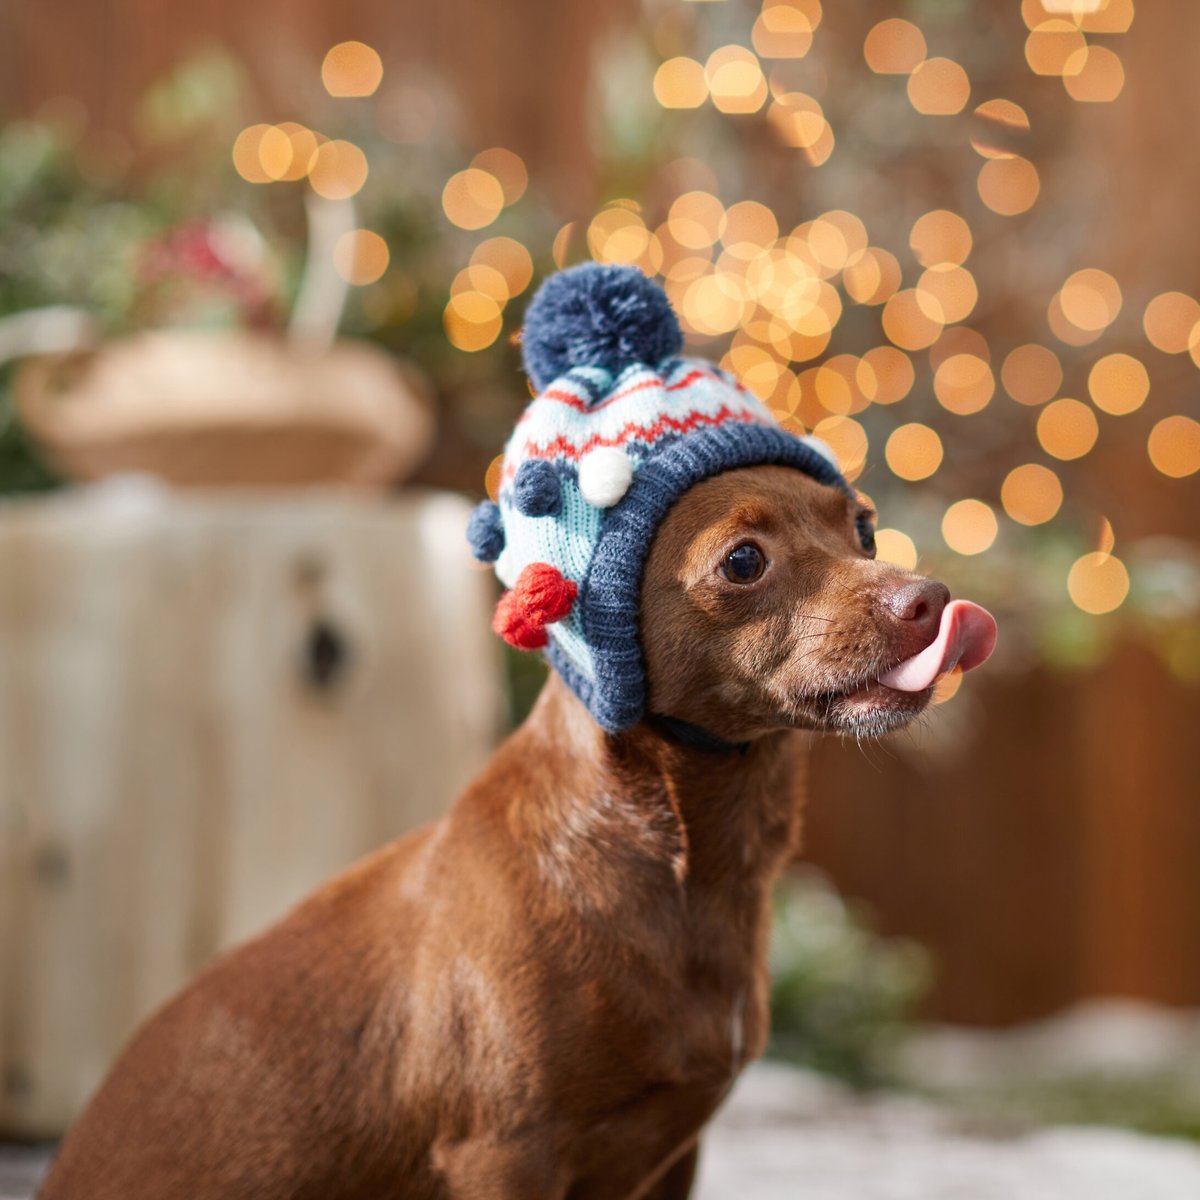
left=0, top=486, right=503, bottom=1135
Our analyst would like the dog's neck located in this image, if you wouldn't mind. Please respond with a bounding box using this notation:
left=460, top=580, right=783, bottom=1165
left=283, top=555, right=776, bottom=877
left=502, top=673, right=807, bottom=908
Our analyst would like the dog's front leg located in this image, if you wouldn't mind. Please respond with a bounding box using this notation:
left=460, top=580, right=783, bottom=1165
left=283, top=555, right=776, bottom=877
left=431, top=1134, right=571, bottom=1199
left=636, top=1142, right=699, bottom=1200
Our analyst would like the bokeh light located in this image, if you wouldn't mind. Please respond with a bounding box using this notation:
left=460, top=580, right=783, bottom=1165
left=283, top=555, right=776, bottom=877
left=814, top=415, right=868, bottom=480
left=720, top=201, right=779, bottom=257
left=875, top=528, right=919, bottom=569
left=752, top=4, right=815, bottom=58
left=655, top=57, right=709, bottom=108
left=274, top=123, right=321, bottom=182
left=882, top=289, right=943, bottom=350
left=1058, top=268, right=1122, bottom=331
left=842, top=247, right=902, bottom=305
left=442, top=168, right=505, bottom=230
left=863, top=19, right=927, bottom=75
left=977, top=156, right=1040, bottom=215
left=321, top=41, right=384, bottom=98
left=934, top=353, right=994, bottom=414
left=706, top=45, right=767, bottom=114
left=1047, top=291, right=1103, bottom=346
left=861, top=346, right=914, bottom=404
left=1037, top=397, right=1100, bottom=459
left=1025, top=20, right=1086, bottom=76
left=332, top=229, right=390, bottom=285
left=471, top=148, right=528, bottom=205
left=970, top=99, right=1031, bottom=159
left=668, top=191, right=724, bottom=249
left=910, top=210, right=972, bottom=267
left=308, top=139, right=369, bottom=199
left=1143, top=292, right=1200, bottom=354
left=1087, top=352, right=1148, bottom=415
left=1079, top=0, right=1134, bottom=34
left=232, top=124, right=274, bottom=183
left=444, top=291, right=503, bottom=352
left=917, top=264, right=978, bottom=324
left=1063, top=46, right=1126, bottom=103
left=471, top=237, right=534, bottom=297
left=1148, top=415, right=1200, bottom=478
left=933, top=666, right=964, bottom=705
left=767, top=91, right=831, bottom=159
left=886, top=423, right=943, bottom=480
left=1001, top=463, right=1064, bottom=525
left=907, top=57, right=971, bottom=116
left=942, top=499, right=999, bottom=555
left=1001, top=344, right=1063, bottom=405
left=1068, top=552, right=1130, bottom=614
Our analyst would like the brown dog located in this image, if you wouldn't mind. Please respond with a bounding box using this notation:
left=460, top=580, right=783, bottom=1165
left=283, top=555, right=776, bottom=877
left=40, top=463, right=994, bottom=1199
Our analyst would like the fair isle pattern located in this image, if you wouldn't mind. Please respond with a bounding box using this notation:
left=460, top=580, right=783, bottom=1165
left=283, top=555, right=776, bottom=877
left=499, top=359, right=776, bottom=486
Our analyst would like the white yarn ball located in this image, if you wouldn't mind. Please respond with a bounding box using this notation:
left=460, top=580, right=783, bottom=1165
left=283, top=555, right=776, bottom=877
left=800, top=434, right=840, bottom=471
left=578, top=446, right=634, bottom=508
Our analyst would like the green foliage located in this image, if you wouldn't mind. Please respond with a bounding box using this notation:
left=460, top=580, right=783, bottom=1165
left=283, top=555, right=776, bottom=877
left=922, top=1070, right=1200, bottom=1144
left=768, top=870, right=932, bottom=1088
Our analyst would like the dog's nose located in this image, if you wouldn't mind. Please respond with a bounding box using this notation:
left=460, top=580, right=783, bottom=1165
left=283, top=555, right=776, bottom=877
left=881, top=579, right=950, bottom=645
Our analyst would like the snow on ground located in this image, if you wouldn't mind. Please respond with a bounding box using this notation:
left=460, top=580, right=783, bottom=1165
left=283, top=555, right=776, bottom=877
left=695, top=1061, right=1200, bottom=1200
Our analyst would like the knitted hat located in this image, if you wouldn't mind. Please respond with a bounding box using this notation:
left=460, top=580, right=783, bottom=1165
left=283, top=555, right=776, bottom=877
left=466, top=262, right=849, bottom=733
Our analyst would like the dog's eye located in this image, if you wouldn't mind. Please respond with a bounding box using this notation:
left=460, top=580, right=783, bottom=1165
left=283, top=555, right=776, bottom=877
left=855, top=512, right=876, bottom=556
left=722, top=542, right=766, bottom=584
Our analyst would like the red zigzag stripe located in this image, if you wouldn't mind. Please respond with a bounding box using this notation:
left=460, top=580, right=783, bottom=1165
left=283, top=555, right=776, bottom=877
left=512, top=404, right=764, bottom=467
left=521, top=367, right=747, bottom=423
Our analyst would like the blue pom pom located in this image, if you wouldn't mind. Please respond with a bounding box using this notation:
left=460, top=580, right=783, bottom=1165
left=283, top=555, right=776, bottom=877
left=466, top=500, right=504, bottom=563
left=513, top=460, right=562, bottom=517
left=521, top=263, right=684, bottom=393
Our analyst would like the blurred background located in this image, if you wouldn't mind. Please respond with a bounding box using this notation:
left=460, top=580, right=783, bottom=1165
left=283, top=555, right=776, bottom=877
left=2, top=0, right=1200, bottom=1179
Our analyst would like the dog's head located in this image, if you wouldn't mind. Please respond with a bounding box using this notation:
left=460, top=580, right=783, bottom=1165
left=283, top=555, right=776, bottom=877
left=639, top=464, right=996, bottom=740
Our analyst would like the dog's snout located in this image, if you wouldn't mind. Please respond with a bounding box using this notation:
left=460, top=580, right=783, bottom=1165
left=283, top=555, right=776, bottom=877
left=881, top=579, right=950, bottom=644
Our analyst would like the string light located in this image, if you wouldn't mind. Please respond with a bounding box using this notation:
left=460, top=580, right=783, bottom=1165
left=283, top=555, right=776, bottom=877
left=705, top=45, right=768, bottom=114
left=1068, top=551, right=1129, bottom=614
left=874, top=528, right=919, bottom=569
left=1063, top=46, right=1126, bottom=102
left=1143, top=292, right=1200, bottom=353
left=942, top=499, right=999, bottom=555
left=333, top=230, right=389, bottom=285
left=752, top=5, right=815, bottom=58
left=654, top=57, right=709, bottom=108
left=471, top=149, right=528, bottom=205
left=1037, top=397, right=1099, bottom=459
left=909, top=210, right=972, bottom=267
left=907, top=57, right=971, bottom=115
left=1002, top=344, right=1063, bottom=405
left=1001, top=463, right=1063, bottom=525
left=321, top=41, right=383, bottom=98
left=977, top=156, right=1040, bottom=215
left=1087, top=353, right=1149, bottom=415
left=863, top=19, right=927, bottom=75
left=934, top=353, right=993, bottom=414
left=308, top=140, right=369, bottom=199
left=970, top=99, right=1030, bottom=158
left=442, top=168, right=504, bottom=230
left=886, top=423, right=943, bottom=480
left=1148, top=416, right=1200, bottom=478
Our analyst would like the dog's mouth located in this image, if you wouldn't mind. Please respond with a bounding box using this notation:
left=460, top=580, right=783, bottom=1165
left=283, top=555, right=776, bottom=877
left=807, top=600, right=998, bottom=734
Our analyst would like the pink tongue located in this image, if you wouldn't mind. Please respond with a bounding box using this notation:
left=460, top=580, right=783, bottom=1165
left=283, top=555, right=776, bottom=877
left=878, top=599, right=998, bottom=693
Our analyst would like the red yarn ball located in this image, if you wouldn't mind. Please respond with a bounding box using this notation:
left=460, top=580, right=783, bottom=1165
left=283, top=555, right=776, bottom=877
left=492, top=563, right=578, bottom=650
